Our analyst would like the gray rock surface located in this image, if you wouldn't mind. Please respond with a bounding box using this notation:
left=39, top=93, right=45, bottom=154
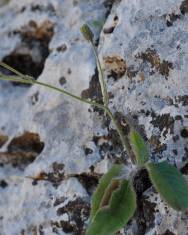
left=0, top=0, right=188, bottom=234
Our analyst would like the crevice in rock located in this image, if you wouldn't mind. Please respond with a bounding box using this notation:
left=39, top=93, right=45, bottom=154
left=103, top=26, right=115, bottom=34
left=8, top=132, right=44, bottom=154
left=75, top=172, right=100, bottom=196
left=0, top=132, right=44, bottom=168
left=103, top=14, right=119, bottom=34
left=133, top=169, right=154, bottom=235
left=180, top=128, right=188, bottom=138
left=103, top=0, right=119, bottom=18
left=1, top=20, right=54, bottom=83
left=180, top=0, right=188, bottom=15
left=0, top=180, right=8, bottom=188
left=161, top=230, right=176, bottom=235
left=103, top=0, right=115, bottom=10
left=181, top=162, right=188, bottom=175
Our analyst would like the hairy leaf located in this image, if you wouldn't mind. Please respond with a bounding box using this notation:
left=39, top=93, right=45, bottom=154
left=146, top=161, right=188, bottom=211
left=129, top=130, right=149, bottom=166
left=86, top=179, right=136, bottom=235
left=90, top=164, right=123, bottom=219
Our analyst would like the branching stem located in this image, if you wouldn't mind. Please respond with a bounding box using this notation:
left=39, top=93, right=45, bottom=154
left=0, top=44, right=135, bottom=164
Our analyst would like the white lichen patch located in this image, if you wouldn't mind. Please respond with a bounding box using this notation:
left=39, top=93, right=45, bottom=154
left=99, top=0, right=188, bottom=234
left=99, top=0, right=188, bottom=165
left=142, top=186, right=188, bottom=235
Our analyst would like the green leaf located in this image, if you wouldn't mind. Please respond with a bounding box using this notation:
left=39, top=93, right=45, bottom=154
left=146, top=161, right=188, bottom=211
left=90, top=164, right=123, bottom=219
left=129, top=130, right=149, bottom=166
left=86, top=179, right=136, bottom=235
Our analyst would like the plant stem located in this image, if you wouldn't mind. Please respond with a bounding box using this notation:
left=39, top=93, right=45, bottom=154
left=0, top=73, right=105, bottom=110
left=91, top=41, right=109, bottom=108
left=0, top=61, right=135, bottom=163
left=0, top=61, right=29, bottom=78
left=90, top=41, right=135, bottom=163
left=105, top=108, right=135, bottom=163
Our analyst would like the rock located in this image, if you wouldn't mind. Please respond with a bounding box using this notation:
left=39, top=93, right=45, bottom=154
left=99, top=0, right=188, bottom=168
left=0, top=0, right=188, bottom=234
left=0, top=0, right=109, bottom=234
left=99, top=0, right=188, bottom=234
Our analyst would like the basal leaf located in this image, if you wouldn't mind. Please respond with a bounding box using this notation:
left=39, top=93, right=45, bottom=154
left=129, top=130, right=149, bottom=166
left=86, top=179, right=136, bottom=235
left=90, top=164, right=123, bottom=219
left=146, top=161, right=188, bottom=211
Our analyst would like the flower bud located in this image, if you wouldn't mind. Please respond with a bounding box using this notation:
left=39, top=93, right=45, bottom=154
left=80, top=24, right=94, bottom=42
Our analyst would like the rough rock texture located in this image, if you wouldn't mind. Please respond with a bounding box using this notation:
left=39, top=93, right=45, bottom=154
left=0, top=0, right=188, bottom=234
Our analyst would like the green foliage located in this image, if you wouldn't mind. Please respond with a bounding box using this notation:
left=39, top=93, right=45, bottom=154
left=146, top=161, right=188, bottom=211
left=90, top=164, right=124, bottom=219
left=86, top=179, right=136, bottom=235
left=129, top=130, right=149, bottom=166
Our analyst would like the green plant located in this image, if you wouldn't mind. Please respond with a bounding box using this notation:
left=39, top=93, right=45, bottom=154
left=0, top=24, right=188, bottom=235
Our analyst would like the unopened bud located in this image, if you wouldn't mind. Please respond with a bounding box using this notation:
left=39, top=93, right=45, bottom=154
left=80, top=24, right=94, bottom=42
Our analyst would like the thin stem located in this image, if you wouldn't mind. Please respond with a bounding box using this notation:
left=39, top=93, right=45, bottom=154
left=91, top=41, right=109, bottom=107
left=0, top=61, right=135, bottom=164
left=0, top=61, right=29, bottom=78
left=0, top=64, right=105, bottom=111
left=89, top=41, right=135, bottom=162
left=106, top=108, right=136, bottom=163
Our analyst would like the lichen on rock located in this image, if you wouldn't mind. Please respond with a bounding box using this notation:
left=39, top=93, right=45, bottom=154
left=0, top=0, right=188, bottom=234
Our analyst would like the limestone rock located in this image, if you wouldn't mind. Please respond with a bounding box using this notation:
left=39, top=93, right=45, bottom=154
left=0, top=0, right=188, bottom=234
